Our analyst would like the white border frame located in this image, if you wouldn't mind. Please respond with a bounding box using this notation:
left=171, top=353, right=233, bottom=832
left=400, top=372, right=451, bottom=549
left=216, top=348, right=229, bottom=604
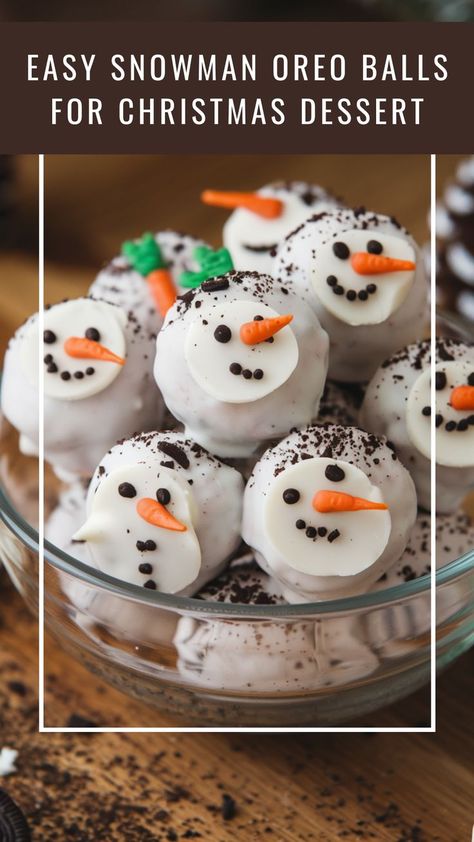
left=38, top=153, right=437, bottom=734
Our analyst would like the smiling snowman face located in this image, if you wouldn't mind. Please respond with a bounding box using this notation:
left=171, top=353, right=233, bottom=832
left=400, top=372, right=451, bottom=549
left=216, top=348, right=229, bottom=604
left=21, top=299, right=127, bottom=401
left=264, top=457, right=391, bottom=577
left=312, top=230, right=416, bottom=326
left=406, top=361, right=474, bottom=468
left=74, top=462, right=201, bottom=593
left=184, top=299, right=299, bottom=403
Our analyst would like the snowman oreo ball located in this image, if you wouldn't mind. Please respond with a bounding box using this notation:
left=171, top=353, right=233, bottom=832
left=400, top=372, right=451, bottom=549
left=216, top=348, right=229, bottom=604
left=273, top=207, right=428, bottom=382
left=360, top=338, right=474, bottom=513
left=1, top=297, right=164, bottom=481
left=242, top=424, right=417, bottom=602
left=154, top=272, right=329, bottom=458
left=89, top=230, right=211, bottom=334
left=201, top=181, right=338, bottom=275
left=73, top=431, right=244, bottom=596
left=174, top=551, right=378, bottom=692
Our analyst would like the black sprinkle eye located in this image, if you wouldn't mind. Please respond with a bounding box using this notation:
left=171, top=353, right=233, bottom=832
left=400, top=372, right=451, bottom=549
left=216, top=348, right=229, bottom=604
left=85, top=327, right=101, bottom=342
left=435, top=414, right=443, bottom=427
left=214, top=324, right=232, bottom=343
left=325, top=464, right=345, bottom=482
left=422, top=406, right=431, bottom=416
left=435, top=371, right=447, bottom=391
left=367, top=240, right=383, bottom=255
left=468, top=373, right=474, bottom=387
left=43, top=330, right=56, bottom=344
left=253, top=315, right=264, bottom=321
left=283, top=488, right=300, bottom=504
left=118, top=482, right=136, bottom=498
left=156, top=488, right=171, bottom=505
left=333, top=241, right=350, bottom=260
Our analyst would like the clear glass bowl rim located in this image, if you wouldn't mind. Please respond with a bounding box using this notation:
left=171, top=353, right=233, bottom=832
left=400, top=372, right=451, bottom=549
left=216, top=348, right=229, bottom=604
left=2, top=481, right=473, bottom=618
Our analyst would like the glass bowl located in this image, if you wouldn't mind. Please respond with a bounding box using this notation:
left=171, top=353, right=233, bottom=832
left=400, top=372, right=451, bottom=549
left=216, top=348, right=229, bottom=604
left=0, top=314, right=473, bottom=727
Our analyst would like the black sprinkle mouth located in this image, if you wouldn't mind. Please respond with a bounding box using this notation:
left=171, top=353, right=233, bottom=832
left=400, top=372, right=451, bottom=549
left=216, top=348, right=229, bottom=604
left=242, top=243, right=278, bottom=253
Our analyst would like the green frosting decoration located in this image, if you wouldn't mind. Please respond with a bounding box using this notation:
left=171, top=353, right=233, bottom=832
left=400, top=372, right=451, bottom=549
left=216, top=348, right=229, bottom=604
left=122, top=233, right=166, bottom=276
left=180, top=246, right=234, bottom=289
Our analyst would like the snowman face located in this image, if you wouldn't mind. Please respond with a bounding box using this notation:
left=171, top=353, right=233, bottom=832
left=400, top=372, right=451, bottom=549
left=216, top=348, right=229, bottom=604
left=312, top=230, right=416, bottom=326
left=264, top=457, right=391, bottom=577
left=21, top=299, right=127, bottom=401
left=184, top=299, right=299, bottom=403
left=406, top=361, right=474, bottom=468
left=227, top=189, right=312, bottom=256
left=73, top=463, right=201, bottom=594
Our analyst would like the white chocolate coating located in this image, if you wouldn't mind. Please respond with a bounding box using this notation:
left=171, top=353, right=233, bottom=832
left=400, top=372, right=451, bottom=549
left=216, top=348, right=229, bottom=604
left=242, top=424, right=417, bottom=602
left=46, top=482, right=178, bottom=648
left=223, top=181, right=338, bottom=275
left=81, top=431, right=244, bottom=596
left=174, top=554, right=378, bottom=691
left=89, top=230, right=211, bottom=336
left=273, top=208, right=428, bottom=382
left=154, top=273, right=329, bottom=458
left=359, top=339, right=474, bottom=513
left=366, top=511, right=473, bottom=655
left=1, top=298, right=164, bottom=479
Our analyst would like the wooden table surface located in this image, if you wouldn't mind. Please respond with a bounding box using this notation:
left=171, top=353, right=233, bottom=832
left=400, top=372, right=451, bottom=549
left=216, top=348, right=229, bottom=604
left=1, top=154, right=473, bottom=839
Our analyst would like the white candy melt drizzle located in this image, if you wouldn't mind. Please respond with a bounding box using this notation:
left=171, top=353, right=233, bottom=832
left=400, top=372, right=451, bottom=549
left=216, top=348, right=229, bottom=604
left=21, top=299, right=127, bottom=401
left=74, top=462, right=201, bottom=593
left=312, top=229, right=416, bottom=326
left=184, top=299, right=299, bottom=403
left=263, top=457, right=391, bottom=577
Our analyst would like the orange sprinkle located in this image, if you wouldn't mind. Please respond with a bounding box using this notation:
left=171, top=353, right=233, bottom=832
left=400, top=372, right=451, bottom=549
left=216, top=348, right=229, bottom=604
left=450, top=385, right=474, bottom=411
left=201, top=189, right=283, bottom=219
left=147, top=268, right=177, bottom=317
left=64, top=337, right=125, bottom=365
left=136, top=498, right=187, bottom=532
left=351, top=252, right=416, bottom=275
left=240, top=314, right=293, bottom=345
left=312, top=490, right=388, bottom=513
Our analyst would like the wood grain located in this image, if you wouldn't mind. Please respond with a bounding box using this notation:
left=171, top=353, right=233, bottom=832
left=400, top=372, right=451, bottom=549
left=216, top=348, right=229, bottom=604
left=1, top=580, right=473, bottom=841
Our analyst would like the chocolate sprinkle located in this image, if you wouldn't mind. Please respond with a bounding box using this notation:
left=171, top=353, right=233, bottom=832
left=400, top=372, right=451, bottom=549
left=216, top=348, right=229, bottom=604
left=201, top=277, right=229, bottom=292
left=85, top=327, right=100, bottom=342
left=327, top=529, right=341, bottom=543
left=138, top=563, right=153, bottom=574
left=229, top=363, right=242, bottom=375
left=214, top=324, right=232, bottom=343
left=43, top=330, right=56, bottom=344
left=282, top=488, right=300, bottom=504
left=435, top=371, right=447, bottom=391
left=157, top=442, right=190, bottom=470
left=333, top=241, right=350, bottom=260
left=325, top=464, right=345, bottom=483
left=118, top=482, right=136, bottom=498
left=156, top=488, right=171, bottom=505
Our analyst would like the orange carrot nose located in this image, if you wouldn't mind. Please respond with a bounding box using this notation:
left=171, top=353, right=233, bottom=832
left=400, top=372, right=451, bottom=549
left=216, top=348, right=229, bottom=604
left=351, top=252, right=416, bottom=275
left=450, top=385, right=474, bottom=411
left=201, top=189, right=283, bottom=219
left=64, top=337, right=125, bottom=366
left=136, top=498, right=187, bottom=532
left=312, top=490, right=389, bottom=513
left=147, top=268, right=177, bottom=317
left=240, top=314, right=293, bottom=345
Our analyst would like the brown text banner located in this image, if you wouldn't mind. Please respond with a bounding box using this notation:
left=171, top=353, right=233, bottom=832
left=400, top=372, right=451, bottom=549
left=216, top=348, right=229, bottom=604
left=0, top=22, right=472, bottom=153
